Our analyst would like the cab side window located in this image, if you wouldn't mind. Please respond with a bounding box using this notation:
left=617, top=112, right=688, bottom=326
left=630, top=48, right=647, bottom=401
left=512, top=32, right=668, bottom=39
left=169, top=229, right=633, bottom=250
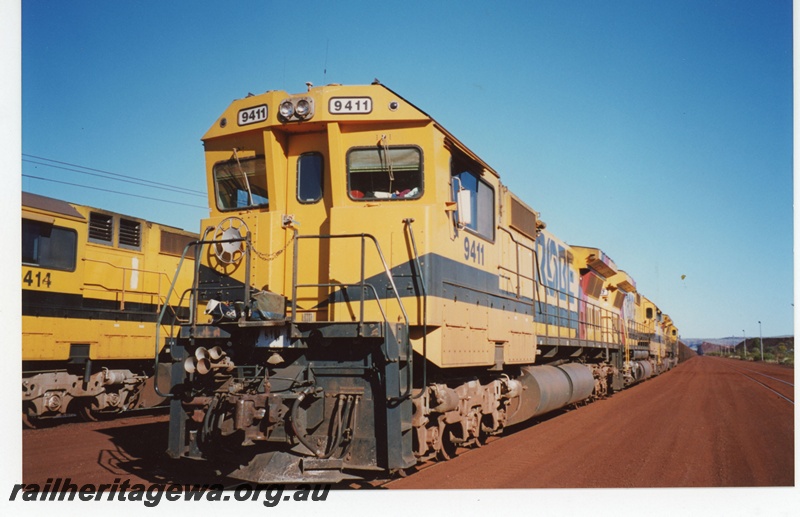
left=451, top=162, right=494, bottom=240
left=22, top=219, right=78, bottom=271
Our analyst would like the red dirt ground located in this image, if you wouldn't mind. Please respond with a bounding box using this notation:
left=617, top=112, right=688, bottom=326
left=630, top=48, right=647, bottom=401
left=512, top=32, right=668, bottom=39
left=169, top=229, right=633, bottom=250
left=18, top=356, right=794, bottom=492
left=388, top=356, right=794, bottom=489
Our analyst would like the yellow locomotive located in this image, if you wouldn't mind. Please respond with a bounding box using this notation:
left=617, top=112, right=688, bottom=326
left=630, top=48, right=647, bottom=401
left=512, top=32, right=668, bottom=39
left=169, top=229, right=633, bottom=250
left=22, top=192, right=197, bottom=425
left=165, top=83, right=678, bottom=481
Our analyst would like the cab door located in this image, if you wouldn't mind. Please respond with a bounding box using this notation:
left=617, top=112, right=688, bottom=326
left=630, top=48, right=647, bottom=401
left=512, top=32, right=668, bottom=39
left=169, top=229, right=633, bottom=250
left=284, top=132, right=331, bottom=322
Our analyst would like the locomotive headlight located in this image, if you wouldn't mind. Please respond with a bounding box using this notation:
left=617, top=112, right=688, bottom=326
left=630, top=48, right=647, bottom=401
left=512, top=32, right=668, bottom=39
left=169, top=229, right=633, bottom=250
left=278, top=97, right=314, bottom=122
left=279, top=100, right=295, bottom=119
left=295, top=99, right=311, bottom=118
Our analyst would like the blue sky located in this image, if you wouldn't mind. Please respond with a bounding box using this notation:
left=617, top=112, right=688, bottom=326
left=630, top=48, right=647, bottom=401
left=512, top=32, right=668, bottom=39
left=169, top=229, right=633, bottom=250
left=15, top=0, right=794, bottom=339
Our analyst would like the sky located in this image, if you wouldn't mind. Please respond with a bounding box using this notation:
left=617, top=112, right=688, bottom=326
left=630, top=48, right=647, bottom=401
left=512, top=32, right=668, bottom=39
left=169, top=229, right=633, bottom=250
left=13, top=0, right=795, bottom=340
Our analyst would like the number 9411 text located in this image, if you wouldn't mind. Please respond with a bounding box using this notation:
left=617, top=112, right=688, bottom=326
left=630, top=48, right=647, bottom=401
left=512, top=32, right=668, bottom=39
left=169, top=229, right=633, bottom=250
left=463, top=236, right=485, bottom=266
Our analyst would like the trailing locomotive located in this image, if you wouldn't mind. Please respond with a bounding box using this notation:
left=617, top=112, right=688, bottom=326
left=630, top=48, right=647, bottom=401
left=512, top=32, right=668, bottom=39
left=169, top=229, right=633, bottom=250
left=22, top=192, right=197, bottom=426
left=164, top=83, right=679, bottom=482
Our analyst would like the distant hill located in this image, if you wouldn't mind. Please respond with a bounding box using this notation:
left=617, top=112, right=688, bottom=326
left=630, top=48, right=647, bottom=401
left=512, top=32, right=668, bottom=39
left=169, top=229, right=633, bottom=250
left=683, top=336, right=794, bottom=351
left=688, top=336, right=794, bottom=364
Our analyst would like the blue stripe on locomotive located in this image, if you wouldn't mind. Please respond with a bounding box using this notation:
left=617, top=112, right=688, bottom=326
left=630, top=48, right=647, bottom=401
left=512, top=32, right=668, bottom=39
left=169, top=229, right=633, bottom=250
left=324, top=252, right=579, bottom=330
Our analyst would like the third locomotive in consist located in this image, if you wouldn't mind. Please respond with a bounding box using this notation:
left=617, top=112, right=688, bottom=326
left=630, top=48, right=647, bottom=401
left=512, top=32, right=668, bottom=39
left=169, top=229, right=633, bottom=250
left=164, top=83, right=679, bottom=482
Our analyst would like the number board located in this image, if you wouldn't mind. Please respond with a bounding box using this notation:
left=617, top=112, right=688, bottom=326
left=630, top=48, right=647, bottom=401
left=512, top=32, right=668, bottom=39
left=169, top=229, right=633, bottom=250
left=238, top=104, right=268, bottom=126
left=329, top=97, right=372, bottom=114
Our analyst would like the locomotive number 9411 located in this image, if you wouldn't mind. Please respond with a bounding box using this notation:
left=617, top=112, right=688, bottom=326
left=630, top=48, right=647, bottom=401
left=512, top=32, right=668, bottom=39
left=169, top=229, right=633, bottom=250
left=328, top=97, right=372, bottom=114
left=464, top=236, right=486, bottom=266
left=238, top=105, right=268, bottom=126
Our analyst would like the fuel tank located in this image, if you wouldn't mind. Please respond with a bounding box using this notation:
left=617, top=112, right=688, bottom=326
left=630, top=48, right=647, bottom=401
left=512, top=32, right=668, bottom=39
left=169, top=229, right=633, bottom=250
left=633, top=360, right=653, bottom=382
left=506, top=363, right=595, bottom=426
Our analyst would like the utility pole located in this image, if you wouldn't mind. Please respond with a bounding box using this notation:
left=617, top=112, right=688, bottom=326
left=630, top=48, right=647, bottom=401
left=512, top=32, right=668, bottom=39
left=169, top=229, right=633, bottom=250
left=742, top=330, right=746, bottom=360
left=758, top=320, right=764, bottom=362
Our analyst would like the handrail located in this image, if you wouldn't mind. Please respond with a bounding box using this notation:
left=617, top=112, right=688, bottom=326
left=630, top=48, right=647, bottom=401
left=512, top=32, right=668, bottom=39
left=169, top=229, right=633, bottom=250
left=533, top=282, right=626, bottom=348
left=293, top=282, right=390, bottom=323
left=291, top=231, right=412, bottom=401
left=291, top=232, right=410, bottom=329
left=83, top=257, right=176, bottom=277
left=82, top=258, right=175, bottom=311
left=156, top=226, right=415, bottom=401
left=404, top=218, right=427, bottom=400
left=498, top=226, right=633, bottom=349
left=153, top=229, right=212, bottom=398
left=497, top=226, right=536, bottom=300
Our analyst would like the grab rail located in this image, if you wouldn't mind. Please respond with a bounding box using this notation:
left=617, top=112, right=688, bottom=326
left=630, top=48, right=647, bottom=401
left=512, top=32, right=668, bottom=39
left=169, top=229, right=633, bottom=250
left=153, top=226, right=214, bottom=398
left=291, top=231, right=409, bottom=331
left=82, top=258, right=176, bottom=311
left=291, top=231, right=412, bottom=400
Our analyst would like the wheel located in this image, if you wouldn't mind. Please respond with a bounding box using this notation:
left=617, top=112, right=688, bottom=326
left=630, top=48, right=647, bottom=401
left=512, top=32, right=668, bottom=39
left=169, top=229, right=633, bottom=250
left=76, top=399, right=100, bottom=422
left=75, top=398, right=115, bottom=422
left=391, top=467, right=414, bottom=478
left=22, top=405, right=42, bottom=429
left=437, top=428, right=458, bottom=461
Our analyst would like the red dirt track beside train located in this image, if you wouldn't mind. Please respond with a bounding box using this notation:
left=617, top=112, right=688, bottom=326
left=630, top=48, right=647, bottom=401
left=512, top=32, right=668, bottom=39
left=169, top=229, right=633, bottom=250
left=387, top=355, right=793, bottom=488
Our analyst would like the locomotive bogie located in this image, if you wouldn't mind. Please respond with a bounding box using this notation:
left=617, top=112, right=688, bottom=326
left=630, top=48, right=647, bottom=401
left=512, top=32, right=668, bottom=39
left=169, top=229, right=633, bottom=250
left=23, top=368, right=146, bottom=420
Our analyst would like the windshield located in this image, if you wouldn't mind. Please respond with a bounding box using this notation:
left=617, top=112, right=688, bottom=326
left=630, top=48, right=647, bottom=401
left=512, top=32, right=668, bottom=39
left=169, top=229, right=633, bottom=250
left=213, top=156, right=268, bottom=210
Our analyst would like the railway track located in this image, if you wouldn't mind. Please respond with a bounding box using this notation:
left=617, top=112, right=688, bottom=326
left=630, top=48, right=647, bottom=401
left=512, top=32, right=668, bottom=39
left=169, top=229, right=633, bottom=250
left=717, top=361, right=794, bottom=405
left=22, top=406, right=169, bottom=429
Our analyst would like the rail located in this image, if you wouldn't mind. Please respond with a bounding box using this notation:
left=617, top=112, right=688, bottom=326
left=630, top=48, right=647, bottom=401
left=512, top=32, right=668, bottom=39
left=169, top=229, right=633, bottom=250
left=292, top=230, right=413, bottom=400
left=626, top=320, right=665, bottom=343
left=404, top=218, right=428, bottom=399
left=717, top=361, right=794, bottom=405
left=291, top=231, right=409, bottom=331
left=153, top=228, right=213, bottom=398
left=156, top=225, right=414, bottom=402
left=81, top=258, right=174, bottom=311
